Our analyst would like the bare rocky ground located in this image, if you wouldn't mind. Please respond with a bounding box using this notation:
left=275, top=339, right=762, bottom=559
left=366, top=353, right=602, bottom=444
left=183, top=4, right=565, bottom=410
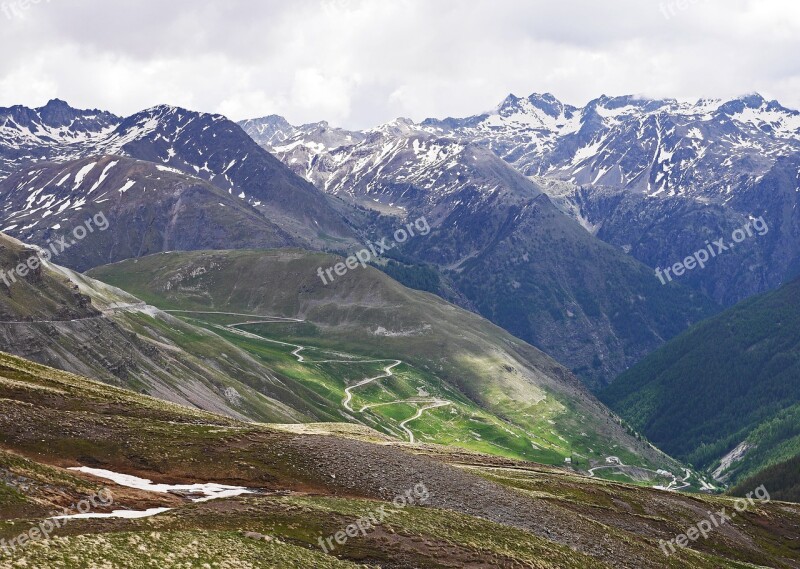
left=1, top=351, right=799, bottom=568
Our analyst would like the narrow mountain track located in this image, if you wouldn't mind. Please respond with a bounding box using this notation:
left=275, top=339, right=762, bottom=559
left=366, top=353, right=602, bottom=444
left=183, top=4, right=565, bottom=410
left=588, top=456, right=692, bottom=491
left=398, top=400, right=453, bottom=443
left=165, top=310, right=454, bottom=443
left=342, top=360, right=402, bottom=412
left=0, top=315, right=105, bottom=324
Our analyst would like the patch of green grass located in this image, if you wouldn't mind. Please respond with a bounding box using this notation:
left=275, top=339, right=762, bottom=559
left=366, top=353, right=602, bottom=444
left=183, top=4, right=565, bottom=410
left=189, top=318, right=581, bottom=463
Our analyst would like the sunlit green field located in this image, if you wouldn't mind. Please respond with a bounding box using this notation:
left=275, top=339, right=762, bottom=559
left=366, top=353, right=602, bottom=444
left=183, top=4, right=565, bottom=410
left=163, top=313, right=653, bottom=471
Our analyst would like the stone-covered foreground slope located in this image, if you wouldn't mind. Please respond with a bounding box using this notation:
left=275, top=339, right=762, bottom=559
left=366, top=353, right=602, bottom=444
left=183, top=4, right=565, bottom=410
left=1, top=352, right=799, bottom=568
left=90, top=249, right=698, bottom=483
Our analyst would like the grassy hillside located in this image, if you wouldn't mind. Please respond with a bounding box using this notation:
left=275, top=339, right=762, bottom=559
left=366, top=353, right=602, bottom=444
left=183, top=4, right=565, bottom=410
left=0, top=233, right=333, bottom=424
left=87, top=249, right=712, bottom=490
left=1, top=350, right=799, bottom=568
left=601, top=276, right=800, bottom=486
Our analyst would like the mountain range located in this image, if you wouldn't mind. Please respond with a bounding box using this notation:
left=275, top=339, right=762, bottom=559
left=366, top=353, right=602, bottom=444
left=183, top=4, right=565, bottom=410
left=0, top=94, right=794, bottom=390
left=0, top=98, right=722, bottom=387
left=0, top=90, right=799, bottom=565
left=243, top=92, right=800, bottom=309
left=0, top=100, right=359, bottom=256
left=1, top=96, right=797, bottom=449
left=425, top=93, right=800, bottom=307
left=241, top=107, right=724, bottom=388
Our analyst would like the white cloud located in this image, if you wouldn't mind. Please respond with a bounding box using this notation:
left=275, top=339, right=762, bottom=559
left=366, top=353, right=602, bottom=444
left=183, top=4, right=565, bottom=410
left=0, top=0, right=798, bottom=128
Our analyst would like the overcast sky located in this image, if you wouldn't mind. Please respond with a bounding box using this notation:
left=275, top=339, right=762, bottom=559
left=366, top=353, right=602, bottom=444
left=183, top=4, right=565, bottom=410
left=0, top=0, right=798, bottom=129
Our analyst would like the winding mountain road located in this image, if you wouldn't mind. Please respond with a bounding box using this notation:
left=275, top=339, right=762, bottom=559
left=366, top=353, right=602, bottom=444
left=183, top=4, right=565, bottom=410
left=398, top=400, right=453, bottom=443
left=166, top=310, right=455, bottom=443
left=342, top=360, right=402, bottom=412
left=588, top=456, right=692, bottom=491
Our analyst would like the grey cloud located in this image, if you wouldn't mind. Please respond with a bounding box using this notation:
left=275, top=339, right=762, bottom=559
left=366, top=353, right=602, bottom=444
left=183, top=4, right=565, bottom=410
left=0, top=0, right=797, bottom=128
